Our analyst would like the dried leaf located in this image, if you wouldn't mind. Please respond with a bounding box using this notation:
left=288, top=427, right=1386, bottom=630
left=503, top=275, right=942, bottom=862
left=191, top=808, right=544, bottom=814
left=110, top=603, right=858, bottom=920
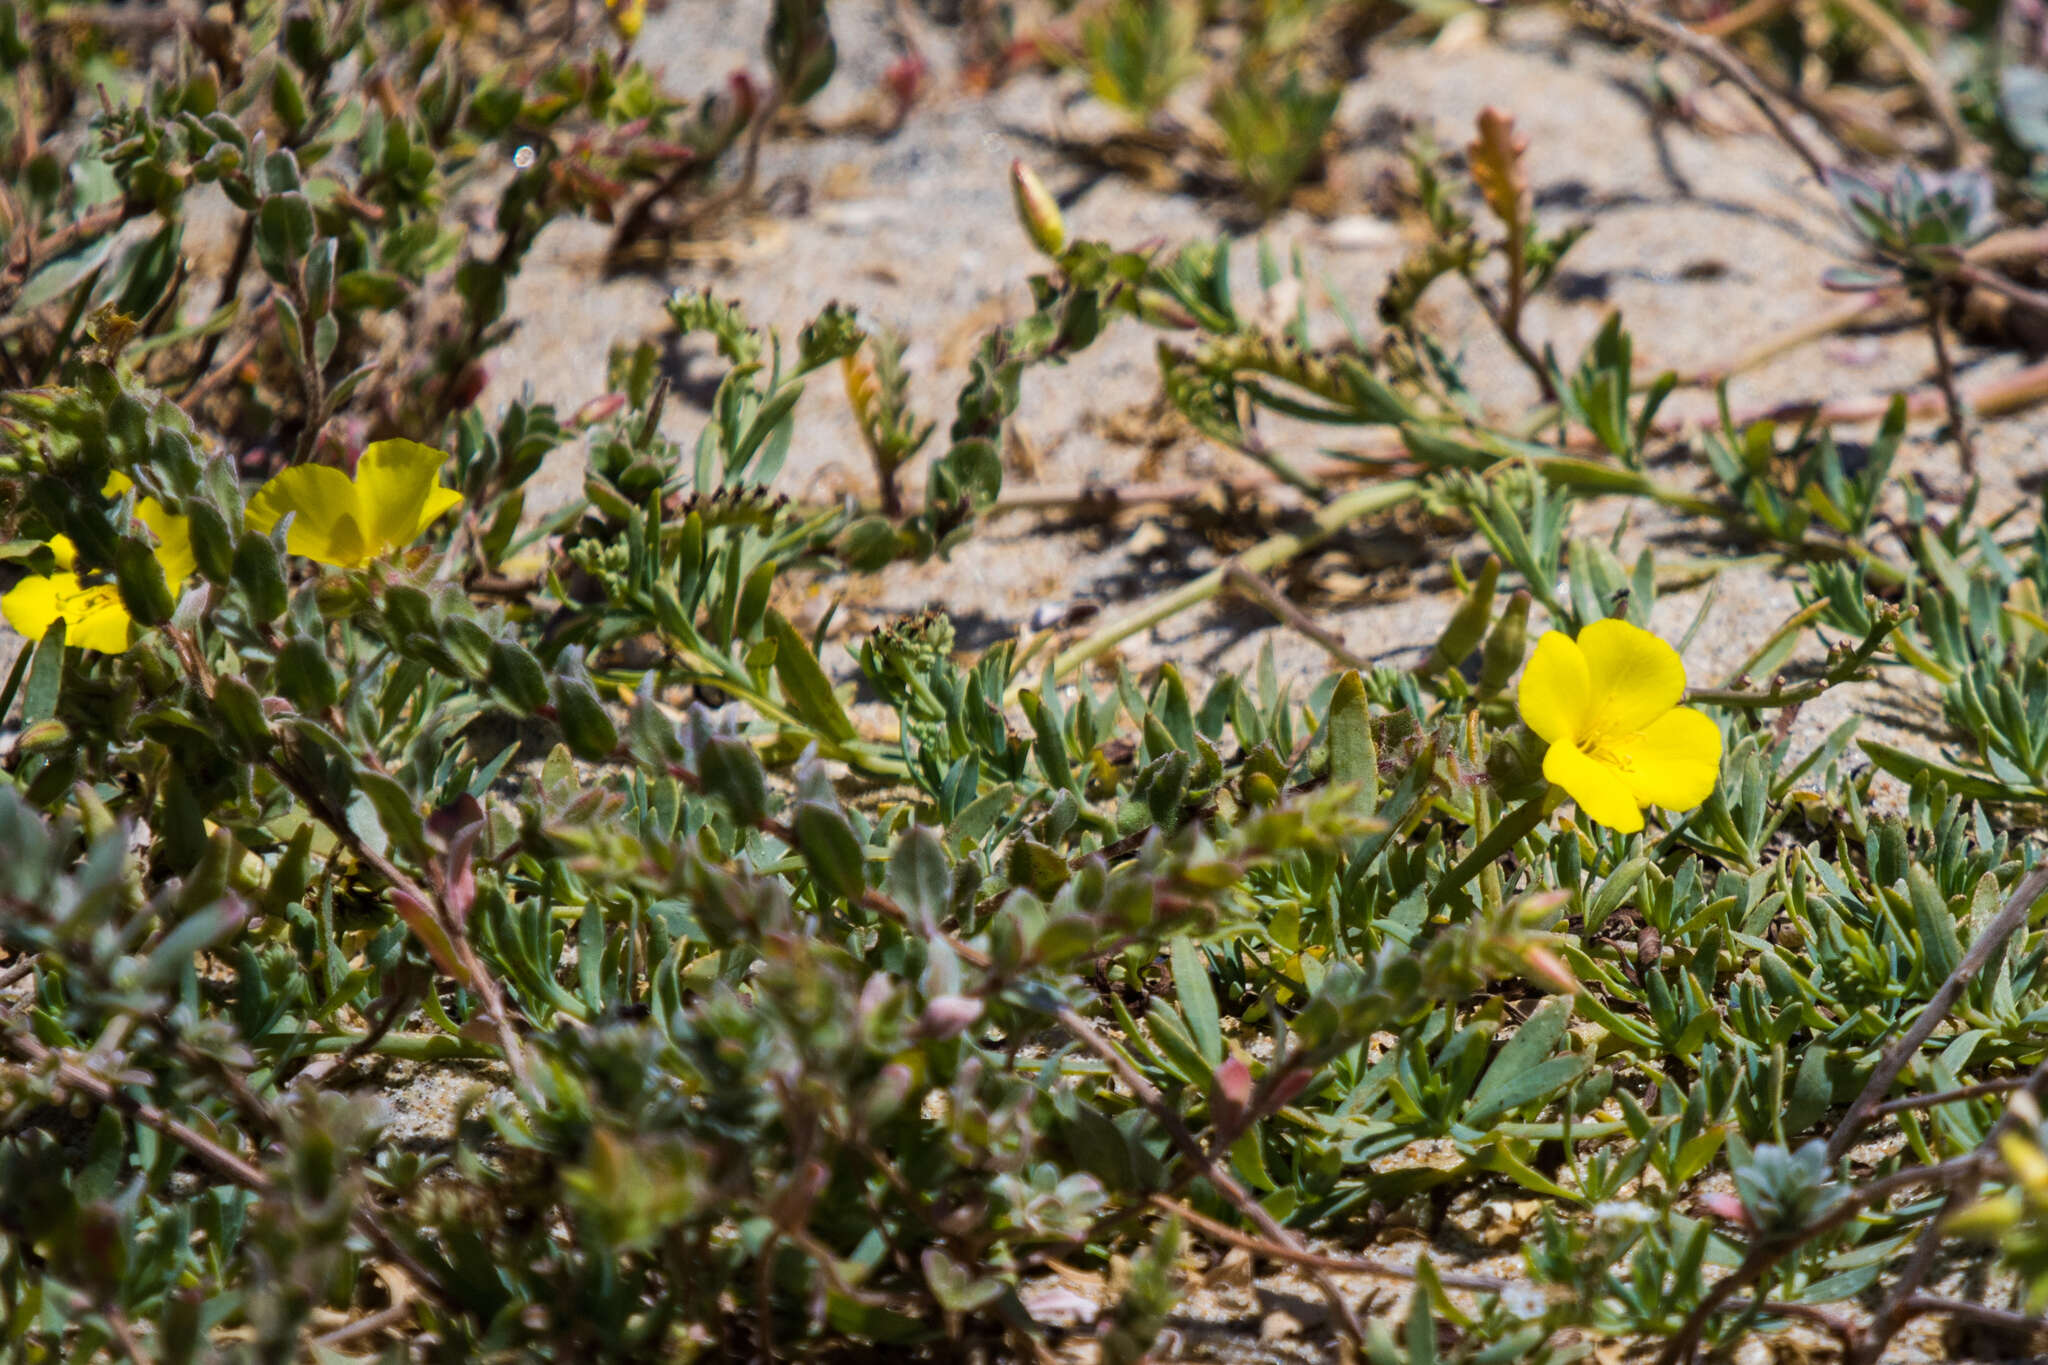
left=1467, top=107, right=1529, bottom=237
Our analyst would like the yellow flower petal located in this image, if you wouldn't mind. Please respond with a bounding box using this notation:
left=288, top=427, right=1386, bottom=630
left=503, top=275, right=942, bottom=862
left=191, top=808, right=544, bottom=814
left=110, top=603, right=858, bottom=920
left=1543, top=740, right=1644, bottom=833
left=2000, top=1132, right=2048, bottom=1191
left=136, top=498, right=197, bottom=586
left=2, top=574, right=62, bottom=641
left=1613, top=706, right=1722, bottom=813
left=247, top=465, right=370, bottom=568
left=45, top=535, right=78, bottom=571
left=409, top=484, right=465, bottom=543
left=1579, top=618, right=1687, bottom=738
left=607, top=0, right=646, bottom=36
left=1518, top=631, right=1591, bottom=744
left=355, top=439, right=457, bottom=557
left=59, top=580, right=135, bottom=653
left=5, top=574, right=135, bottom=653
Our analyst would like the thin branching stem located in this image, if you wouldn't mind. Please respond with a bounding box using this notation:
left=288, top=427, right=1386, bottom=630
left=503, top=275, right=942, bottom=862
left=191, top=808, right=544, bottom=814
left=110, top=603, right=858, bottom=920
left=1829, top=865, right=2048, bottom=1164
left=1926, top=282, right=1977, bottom=477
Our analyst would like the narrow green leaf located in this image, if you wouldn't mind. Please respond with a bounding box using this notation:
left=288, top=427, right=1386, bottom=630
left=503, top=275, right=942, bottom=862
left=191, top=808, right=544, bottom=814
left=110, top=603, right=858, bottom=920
left=766, top=608, right=856, bottom=742
left=1169, top=937, right=1222, bottom=1066
left=21, top=622, right=63, bottom=723
left=1327, top=669, right=1376, bottom=816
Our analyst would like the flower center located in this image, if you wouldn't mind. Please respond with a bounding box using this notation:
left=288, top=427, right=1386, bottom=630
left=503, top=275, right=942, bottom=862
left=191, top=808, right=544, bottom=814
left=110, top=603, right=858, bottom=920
left=1578, top=734, right=1636, bottom=771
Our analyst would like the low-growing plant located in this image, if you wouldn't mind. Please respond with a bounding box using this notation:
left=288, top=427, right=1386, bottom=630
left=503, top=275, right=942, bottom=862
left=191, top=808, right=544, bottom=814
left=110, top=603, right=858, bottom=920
left=3, top=2, right=2048, bottom=1362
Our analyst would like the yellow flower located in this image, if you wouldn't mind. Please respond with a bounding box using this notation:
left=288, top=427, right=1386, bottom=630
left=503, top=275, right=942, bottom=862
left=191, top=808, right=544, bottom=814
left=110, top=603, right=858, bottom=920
left=605, top=0, right=646, bottom=38
left=2, top=575, right=137, bottom=653
left=0, top=474, right=195, bottom=654
left=245, top=439, right=463, bottom=571
left=1516, top=618, right=1721, bottom=834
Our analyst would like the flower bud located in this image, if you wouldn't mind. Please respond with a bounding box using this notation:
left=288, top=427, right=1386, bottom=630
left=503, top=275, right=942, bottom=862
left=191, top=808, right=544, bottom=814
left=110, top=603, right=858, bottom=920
left=14, top=719, right=69, bottom=755
left=1134, top=288, right=1199, bottom=329
left=605, top=0, right=646, bottom=39
left=1418, top=556, right=1498, bottom=676
left=1478, top=588, right=1531, bottom=694
left=919, top=994, right=984, bottom=1040
left=1697, top=1192, right=1749, bottom=1227
left=1010, top=160, right=1065, bottom=257
left=862, top=1062, right=915, bottom=1127
left=1267, top=1066, right=1315, bottom=1110
left=447, top=361, right=488, bottom=410
left=572, top=393, right=628, bottom=427
left=769, top=1159, right=829, bottom=1230
left=73, top=781, right=117, bottom=842
left=884, top=53, right=926, bottom=113
left=726, top=71, right=760, bottom=127
left=1209, top=1054, right=1252, bottom=1133
left=177, top=826, right=237, bottom=915
left=1239, top=769, right=1280, bottom=807
left=1522, top=944, right=1580, bottom=996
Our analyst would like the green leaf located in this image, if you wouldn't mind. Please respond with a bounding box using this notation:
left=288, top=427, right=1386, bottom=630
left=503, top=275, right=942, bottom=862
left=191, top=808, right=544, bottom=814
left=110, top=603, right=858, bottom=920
left=212, top=676, right=273, bottom=753
left=1463, top=1052, right=1592, bottom=1129
left=1860, top=740, right=2045, bottom=802
left=274, top=634, right=338, bottom=713
left=1009, top=839, right=1070, bottom=899
left=232, top=531, right=289, bottom=622
left=255, top=193, right=316, bottom=285
left=886, top=826, right=950, bottom=924
left=354, top=768, right=426, bottom=856
left=486, top=637, right=548, bottom=713
left=1784, top=1042, right=1832, bottom=1138
left=112, top=220, right=182, bottom=322
left=1907, top=863, right=1963, bottom=985
left=766, top=609, right=856, bottom=743
left=948, top=782, right=1014, bottom=846
left=1169, top=936, right=1222, bottom=1066
left=16, top=236, right=117, bottom=312
left=1327, top=669, right=1376, bottom=816
left=1468, top=995, right=1573, bottom=1116
left=20, top=619, right=62, bottom=723
left=795, top=800, right=867, bottom=904
left=697, top=734, right=770, bottom=827
left=186, top=498, right=236, bottom=584
left=0, top=641, right=34, bottom=724
left=111, top=534, right=173, bottom=627
left=1019, top=689, right=1076, bottom=794
left=731, top=383, right=805, bottom=478
left=921, top=1249, right=1004, bottom=1314
left=335, top=269, right=410, bottom=310
left=551, top=647, right=619, bottom=761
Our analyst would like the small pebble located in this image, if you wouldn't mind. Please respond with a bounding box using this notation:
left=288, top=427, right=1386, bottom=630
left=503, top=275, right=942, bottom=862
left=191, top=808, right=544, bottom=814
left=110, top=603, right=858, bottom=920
left=1320, top=216, right=1403, bottom=251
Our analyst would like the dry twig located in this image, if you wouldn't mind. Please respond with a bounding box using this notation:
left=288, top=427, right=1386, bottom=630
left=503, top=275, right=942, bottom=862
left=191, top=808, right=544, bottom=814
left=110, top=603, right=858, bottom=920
left=1575, top=0, right=1836, bottom=184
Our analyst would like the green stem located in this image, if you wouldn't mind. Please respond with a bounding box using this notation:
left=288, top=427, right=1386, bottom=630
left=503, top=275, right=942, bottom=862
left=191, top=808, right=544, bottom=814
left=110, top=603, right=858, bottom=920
left=1720, top=600, right=1830, bottom=688
left=1686, top=607, right=1912, bottom=710
left=1040, top=479, right=1424, bottom=689
left=1429, top=792, right=1550, bottom=911
left=596, top=662, right=908, bottom=780
left=251, top=1030, right=500, bottom=1061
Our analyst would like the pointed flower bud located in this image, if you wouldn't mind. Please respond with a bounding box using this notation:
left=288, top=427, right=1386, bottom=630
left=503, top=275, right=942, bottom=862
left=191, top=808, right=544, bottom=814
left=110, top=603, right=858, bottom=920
left=1010, top=160, right=1065, bottom=257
